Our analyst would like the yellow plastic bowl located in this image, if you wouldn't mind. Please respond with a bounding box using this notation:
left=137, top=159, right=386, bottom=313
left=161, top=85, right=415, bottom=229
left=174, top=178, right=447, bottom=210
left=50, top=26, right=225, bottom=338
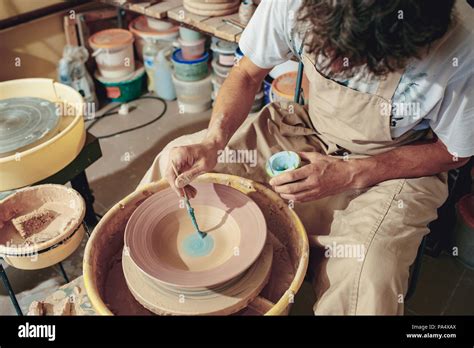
left=83, top=173, right=309, bottom=315
left=0, top=184, right=86, bottom=270
left=0, top=79, right=86, bottom=191
left=2, top=225, right=85, bottom=270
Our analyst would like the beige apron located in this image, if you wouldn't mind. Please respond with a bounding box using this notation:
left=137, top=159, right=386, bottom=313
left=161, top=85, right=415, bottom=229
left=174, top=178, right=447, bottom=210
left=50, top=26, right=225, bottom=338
left=140, top=52, right=448, bottom=315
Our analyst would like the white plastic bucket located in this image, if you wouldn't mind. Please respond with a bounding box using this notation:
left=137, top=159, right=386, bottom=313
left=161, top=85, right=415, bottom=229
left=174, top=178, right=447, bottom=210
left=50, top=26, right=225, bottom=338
left=89, top=29, right=135, bottom=79
left=172, top=74, right=212, bottom=113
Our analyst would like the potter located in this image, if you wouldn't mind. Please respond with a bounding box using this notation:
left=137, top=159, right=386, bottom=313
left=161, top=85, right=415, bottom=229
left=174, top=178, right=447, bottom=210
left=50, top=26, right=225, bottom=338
left=142, top=0, right=473, bottom=315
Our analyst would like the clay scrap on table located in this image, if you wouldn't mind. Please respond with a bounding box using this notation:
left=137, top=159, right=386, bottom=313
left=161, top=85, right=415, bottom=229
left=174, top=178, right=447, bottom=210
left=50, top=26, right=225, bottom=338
left=28, top=301, right=45, bottom=316
left=27, top=298, right=74, bottom=316
left=53, top=298, right=73, bottom=316
left=12, top=207, right=57, bottom=239
left=8, top=206, right=67, bottom=245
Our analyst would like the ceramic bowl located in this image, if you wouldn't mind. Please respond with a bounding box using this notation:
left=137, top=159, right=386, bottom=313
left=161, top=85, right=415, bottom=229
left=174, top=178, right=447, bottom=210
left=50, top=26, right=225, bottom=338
left=124, top=182, right=267, bottom=288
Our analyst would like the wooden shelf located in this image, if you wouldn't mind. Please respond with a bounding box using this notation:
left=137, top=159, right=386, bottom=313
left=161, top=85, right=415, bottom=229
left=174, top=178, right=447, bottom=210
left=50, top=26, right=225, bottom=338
left=97, top=0, right=246, bottom=43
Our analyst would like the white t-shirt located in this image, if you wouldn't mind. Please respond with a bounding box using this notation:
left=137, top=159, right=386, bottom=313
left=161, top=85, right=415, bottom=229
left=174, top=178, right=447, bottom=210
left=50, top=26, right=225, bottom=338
left=239, top=0, right=474, bottom=157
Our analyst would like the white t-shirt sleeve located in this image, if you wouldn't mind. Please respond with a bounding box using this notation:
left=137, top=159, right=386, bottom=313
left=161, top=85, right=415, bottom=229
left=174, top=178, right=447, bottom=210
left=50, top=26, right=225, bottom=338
left=429, top=73, right=474, bottom=158
left=239, top=0, right=293, bottom=69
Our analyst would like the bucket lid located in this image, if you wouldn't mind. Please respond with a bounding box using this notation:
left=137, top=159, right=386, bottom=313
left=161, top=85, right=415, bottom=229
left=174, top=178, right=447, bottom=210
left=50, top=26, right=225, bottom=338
left=172, top=49, right=209, bottom=64
left=272, top=71, right=297, bottom=98
left=211, top=39, right=238, bottom=55
left=89, top=29, right=134, bottom=49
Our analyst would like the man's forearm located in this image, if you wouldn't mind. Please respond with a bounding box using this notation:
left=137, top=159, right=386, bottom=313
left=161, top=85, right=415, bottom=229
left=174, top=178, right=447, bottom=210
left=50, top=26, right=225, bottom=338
left=204, top=57, right=270, bottom=150
left=349, top=138, right=469, bottom=188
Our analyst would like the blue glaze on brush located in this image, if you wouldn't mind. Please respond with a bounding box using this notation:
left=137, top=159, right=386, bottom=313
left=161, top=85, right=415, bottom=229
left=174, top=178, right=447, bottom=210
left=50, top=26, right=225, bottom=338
left=182, top=233, right=214, bottom=257
left=181, top=199, right=213, bottom=257
left=184, top=200, right=206, bottom=238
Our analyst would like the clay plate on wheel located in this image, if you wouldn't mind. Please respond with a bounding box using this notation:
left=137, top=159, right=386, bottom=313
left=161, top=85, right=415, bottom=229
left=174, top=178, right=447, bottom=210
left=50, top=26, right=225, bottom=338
left=124, top=182, right=267, bottom=288
left=123, top=241, right=273, bottom=315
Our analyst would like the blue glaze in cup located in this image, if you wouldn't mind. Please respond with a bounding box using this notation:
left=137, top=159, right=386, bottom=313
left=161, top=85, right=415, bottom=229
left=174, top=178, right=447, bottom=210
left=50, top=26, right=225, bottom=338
left=265, top=151, right=301, bottom=177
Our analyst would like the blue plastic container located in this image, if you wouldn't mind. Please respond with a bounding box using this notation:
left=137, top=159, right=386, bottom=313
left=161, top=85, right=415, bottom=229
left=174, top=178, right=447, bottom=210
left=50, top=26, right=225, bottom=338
left=171, top=49, right=209, bottom=81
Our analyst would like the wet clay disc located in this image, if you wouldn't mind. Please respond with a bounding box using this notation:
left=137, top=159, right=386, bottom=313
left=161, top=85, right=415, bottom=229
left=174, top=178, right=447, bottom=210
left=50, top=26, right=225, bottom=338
left=189, top=0, right=235, bottom=3
left=0, top=97, right=60, bottom=156
left=123, top=241, right=273, bottom=315
left=124, top=182, right=267, bottom=288
left=185, top=0, right=240, bottom=10
left=183, top=0, right=240, bottom=16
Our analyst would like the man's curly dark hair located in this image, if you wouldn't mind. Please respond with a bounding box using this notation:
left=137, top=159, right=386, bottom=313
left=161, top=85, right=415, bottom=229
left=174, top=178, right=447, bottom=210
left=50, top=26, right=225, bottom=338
left=297, top=0, right=456, bottom=76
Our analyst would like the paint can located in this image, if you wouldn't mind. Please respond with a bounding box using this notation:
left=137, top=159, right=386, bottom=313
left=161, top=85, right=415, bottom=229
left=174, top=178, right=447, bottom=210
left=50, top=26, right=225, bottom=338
left=89, top=29, right=135, bottom=79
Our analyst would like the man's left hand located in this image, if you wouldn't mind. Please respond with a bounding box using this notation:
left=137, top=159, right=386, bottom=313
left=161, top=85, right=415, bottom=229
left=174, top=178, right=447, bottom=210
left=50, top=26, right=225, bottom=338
left=269, top=152, right=357, bottom=202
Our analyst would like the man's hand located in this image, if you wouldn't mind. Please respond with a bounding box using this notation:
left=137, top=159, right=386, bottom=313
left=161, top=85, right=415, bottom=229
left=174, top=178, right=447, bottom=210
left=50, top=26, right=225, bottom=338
left=269, top=152, right=356, bottom=202
left=269, top=139, right=470, bottom=203
left=165, top=141, right=219, bottom=197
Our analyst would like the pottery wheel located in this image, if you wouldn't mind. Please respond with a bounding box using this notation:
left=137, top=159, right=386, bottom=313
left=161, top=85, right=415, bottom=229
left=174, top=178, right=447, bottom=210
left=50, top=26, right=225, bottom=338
left=0, top=97, right=59, bottom=156
left=123, top=241, right=273, bottom=315
left=124, top=183, right=267, bottom=288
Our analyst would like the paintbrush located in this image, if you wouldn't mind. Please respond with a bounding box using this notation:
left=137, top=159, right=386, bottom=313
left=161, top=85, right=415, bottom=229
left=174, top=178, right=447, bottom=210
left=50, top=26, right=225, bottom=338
left=171, top=161, right=206, bottom=239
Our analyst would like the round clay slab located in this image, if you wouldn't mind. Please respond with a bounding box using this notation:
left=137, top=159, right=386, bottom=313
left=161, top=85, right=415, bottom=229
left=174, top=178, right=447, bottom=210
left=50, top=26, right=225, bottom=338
left=123, top=241, right=273, bottom=315
left=183, top=0, right=240, bottom=16
left=0, top=97, right=59, bottom=155
left=124, top=183, right=267, bottom=288
left=185, top=0, right=240, bottom=10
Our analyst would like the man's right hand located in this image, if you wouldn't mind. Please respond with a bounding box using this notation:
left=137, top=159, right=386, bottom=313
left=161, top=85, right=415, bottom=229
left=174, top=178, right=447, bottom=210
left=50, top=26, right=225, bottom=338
left=165, top=141, right=219, bottom=198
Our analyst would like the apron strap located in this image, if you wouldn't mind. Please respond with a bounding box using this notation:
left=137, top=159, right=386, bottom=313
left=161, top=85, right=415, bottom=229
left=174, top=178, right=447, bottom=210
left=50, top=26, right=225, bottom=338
left=294, top=32, right=308, bottom=104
